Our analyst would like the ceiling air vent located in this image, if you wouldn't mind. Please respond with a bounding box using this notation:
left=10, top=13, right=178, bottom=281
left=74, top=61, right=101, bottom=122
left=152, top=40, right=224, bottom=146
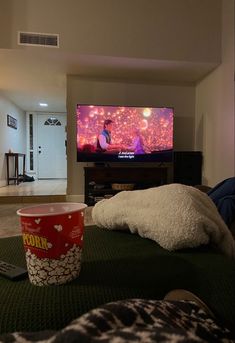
left=18, top=31, right=59, bottom=48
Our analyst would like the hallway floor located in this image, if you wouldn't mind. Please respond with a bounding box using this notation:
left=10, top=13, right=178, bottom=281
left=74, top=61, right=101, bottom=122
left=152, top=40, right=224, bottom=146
left=0, top=179, right=67, bottom=196
left=0, top=204, right=93, bottom=238
left=0, top=179, right=95, bottom=238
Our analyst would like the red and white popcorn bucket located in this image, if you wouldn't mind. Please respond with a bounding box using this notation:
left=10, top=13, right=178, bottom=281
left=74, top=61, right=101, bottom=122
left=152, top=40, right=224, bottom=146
left=17, top=203, right=87, bottom=286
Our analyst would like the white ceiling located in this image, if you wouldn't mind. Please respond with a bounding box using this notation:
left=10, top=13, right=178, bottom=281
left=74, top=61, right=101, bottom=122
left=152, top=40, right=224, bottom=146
left=0, top=47, right=218, bottom=113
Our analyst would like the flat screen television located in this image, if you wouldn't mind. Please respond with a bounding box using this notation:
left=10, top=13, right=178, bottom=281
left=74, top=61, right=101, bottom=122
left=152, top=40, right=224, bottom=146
left=76, top=104, right=173, bottom=163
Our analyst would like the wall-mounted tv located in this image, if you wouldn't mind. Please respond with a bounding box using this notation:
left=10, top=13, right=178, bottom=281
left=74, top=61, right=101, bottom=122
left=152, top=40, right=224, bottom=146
left=76, top=104, right=173, bottom=163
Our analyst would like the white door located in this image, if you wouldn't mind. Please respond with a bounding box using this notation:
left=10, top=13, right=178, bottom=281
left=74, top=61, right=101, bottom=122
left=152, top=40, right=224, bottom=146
left=37, top=114, right=67, bottom=179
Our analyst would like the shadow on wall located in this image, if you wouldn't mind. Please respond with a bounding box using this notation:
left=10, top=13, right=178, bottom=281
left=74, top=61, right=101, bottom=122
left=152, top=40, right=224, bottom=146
left=194, top=113, right=209, bottom=185
left=173, top=116, right=195, bottom=151
left=195, top=114, right=206, bottom=185
left=195, top=114, right=204, bottom=152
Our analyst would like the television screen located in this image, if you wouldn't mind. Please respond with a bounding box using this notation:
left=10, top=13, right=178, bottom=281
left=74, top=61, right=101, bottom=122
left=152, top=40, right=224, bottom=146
left=76, top=104, right=173, bottom=162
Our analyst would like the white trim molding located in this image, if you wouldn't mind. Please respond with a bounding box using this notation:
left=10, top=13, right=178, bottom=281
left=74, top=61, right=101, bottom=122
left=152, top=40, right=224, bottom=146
left=66, top=194, right=85, bottom=203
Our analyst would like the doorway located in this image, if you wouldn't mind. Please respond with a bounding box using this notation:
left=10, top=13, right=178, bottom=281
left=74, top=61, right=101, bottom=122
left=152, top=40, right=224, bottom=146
left=37, top=114, right=67, bottom=179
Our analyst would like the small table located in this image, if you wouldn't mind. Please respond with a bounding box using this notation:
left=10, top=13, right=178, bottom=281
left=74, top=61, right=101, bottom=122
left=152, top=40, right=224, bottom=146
left=5, top=153, right=26, bottom=185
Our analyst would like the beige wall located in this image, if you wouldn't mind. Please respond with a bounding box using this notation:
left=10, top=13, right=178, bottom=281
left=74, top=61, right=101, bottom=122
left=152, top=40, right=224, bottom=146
left=0, top=93, right=26, bottom=187
left=195, top=0, right=234, bottom=186
left=4, top=0, right=221, bottom=64
left=1, top=0, right=233, bottom=194
left=67, top=76, right=195, bottom=198
left=0, top=0, right=12, bottom=48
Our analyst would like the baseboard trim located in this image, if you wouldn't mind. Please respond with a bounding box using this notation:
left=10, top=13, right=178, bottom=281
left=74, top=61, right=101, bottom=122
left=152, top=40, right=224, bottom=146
left=0, top=195, right=67, bottom=204
left=66, top=194, right=85, bottom=203
left=0, top=180, right=7, bottom=188
left=0, top=194, right=85, bottom=204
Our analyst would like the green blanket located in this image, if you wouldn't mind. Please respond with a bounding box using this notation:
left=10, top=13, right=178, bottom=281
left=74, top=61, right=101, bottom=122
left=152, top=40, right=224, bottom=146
left=0, top=227, right=234, bottom=335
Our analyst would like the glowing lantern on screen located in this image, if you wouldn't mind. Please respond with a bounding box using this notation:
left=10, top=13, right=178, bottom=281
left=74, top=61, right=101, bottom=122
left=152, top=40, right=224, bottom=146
left=143, top=108, right=151, bottom=117
left=140, top=119, right=148, bottom=130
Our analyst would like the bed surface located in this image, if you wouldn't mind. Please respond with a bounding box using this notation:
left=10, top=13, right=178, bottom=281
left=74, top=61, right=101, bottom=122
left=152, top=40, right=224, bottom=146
left=0, top=226, right=234, bottom=334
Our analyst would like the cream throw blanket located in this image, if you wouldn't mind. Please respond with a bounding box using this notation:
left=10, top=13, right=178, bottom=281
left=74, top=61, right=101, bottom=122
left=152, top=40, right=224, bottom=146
left=92, top=184, right=235, bottom=259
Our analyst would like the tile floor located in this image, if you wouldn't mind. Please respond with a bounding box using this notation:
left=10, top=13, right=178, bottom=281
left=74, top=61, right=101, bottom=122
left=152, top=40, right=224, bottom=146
left=0, top=204, right=93, bottom=238
left=0, top=179, right=67, bottom=196
left=0, top=179, right=94, bottom=238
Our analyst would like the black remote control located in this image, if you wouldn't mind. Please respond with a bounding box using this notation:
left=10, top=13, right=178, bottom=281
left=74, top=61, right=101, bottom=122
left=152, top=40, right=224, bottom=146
left=0, top=260, right=28, bottom=280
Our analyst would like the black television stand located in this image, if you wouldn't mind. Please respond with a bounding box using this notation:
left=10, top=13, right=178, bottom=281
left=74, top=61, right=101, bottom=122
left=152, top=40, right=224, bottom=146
left=94, top=162, right=111, bottom=168
left=84, top=165, right=170, bottom=206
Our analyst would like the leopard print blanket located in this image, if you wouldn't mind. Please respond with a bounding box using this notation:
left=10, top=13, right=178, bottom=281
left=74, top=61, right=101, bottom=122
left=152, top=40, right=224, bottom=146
left=0, top=299, right=234, bottom=342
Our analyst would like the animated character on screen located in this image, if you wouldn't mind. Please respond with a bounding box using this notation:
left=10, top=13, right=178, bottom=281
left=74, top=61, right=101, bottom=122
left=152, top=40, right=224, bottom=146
left=128, top=128, right=146, bottom=154
left=97, top=119, right=123, bottom=153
